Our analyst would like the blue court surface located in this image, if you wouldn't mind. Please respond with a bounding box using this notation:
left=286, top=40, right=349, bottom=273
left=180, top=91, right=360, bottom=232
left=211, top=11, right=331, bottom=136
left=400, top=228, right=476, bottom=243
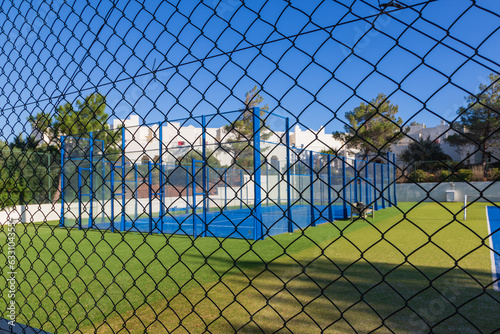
left=0, top=318, right=51, bottom=334
left=94, top=204, right=350, bottom=239
left=486, top=206, right=500, bottom=291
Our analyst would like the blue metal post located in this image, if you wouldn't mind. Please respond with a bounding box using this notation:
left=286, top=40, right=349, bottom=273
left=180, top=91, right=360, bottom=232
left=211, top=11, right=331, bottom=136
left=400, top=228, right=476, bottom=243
left=277, top=161, right=281, bottom=206
left=374, top=163, right=378, bottom=211
left=299, top=167, right=303, bottom=206
left=88, top=132, right=94, bottom=228
left=134, top=165, right=138, bottom=221
left=121, top=126, right=126, bottom=231
left=309, top=151, right=315, bottom=227
left=342, top=157, right=348, bottom=219
left=224, top=171, right=227, bottom=210
left=186, top=167, right=189, bottom=214
left=202, top=116, right=207, bottom=237
left=365, top=160, right=369, bottom=205
left=101, top=145, right=106, bottom=225
left=393, top=153, right=398, bottom=206
left=59, top=136, right=65, bottom=227
left=327, top=155, right=333, bottom=222
left=381, top=158, right=386, bottom=209
left=240, top=169, right=243, bottom=210
left=253, top=107, right=263, bottom=240
left=266, top=164, right=269, bottom=206
left=353, top=158, right=358, bottom=204
left=148, top=161, right=153, bottom=233
left=286, top=118, right=292, bottom=232
left=78, top=168, right=82, bottom=230
left=350, top=181, right=353, bottom=203
left=111, top=169, right=115, bottom=232
left=368, top=178, right=372, bottom=204
left=387, top=152, right=392, bottom=207
left=192, top=159, right=197, bottom=238
left=159, top=123, right=164, bottom=232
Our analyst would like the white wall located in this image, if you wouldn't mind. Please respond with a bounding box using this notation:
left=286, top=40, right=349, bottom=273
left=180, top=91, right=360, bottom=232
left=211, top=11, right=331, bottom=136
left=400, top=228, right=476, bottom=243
left=0, top=203, right=61, bottom=225
left=396, top=181, right=500, bottom=203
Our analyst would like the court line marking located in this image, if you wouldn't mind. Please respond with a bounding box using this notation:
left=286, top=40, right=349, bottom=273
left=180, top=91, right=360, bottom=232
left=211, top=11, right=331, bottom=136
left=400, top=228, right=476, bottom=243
left=485, top=206, right=499, bottom=292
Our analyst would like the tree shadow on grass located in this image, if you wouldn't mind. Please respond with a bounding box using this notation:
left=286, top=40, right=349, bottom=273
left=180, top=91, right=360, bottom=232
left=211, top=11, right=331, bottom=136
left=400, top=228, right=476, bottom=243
left=171, top=253, right=500, bottom=334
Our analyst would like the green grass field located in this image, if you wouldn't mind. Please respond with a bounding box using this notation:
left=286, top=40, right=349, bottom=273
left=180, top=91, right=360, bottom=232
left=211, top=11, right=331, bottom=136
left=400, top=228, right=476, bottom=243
left=2, top=202, right=499, bottom=333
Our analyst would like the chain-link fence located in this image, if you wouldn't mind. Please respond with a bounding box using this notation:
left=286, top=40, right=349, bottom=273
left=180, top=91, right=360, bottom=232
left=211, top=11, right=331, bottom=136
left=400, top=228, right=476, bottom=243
left=1, top=0, right=500, bottom=333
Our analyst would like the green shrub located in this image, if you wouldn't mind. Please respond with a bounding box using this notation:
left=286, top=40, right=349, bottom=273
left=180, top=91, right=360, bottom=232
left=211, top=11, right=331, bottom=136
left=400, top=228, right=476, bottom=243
left=439, top=170, right=451, bottom=181
left=425, top=173, right=436, bottom=182
left=409, top=169, right=427, bottom=182
left=487, top=168, right=500, bottom=181
left=456, top=169, right=472, bottom=181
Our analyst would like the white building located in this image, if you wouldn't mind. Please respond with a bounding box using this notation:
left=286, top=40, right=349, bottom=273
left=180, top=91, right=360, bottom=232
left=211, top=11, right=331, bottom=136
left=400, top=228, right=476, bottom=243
left=391, top=121, right=499, bottom=166
left=290, top=125, right=344, bottom=153
left=111, top=115, right=349, bottom=167
left=391, top=121, right=460, bottom=163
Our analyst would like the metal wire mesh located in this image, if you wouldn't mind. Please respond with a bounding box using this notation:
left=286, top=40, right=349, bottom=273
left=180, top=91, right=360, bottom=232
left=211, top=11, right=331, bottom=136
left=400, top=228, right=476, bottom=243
left=0, top=0, right=499, bottom=333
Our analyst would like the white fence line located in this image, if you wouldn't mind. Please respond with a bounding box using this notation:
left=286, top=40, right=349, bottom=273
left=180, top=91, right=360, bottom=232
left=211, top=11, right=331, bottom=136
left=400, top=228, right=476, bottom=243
left=395, top=181, right=500, bottom=203
left=3, top=181, right=498, bottom=225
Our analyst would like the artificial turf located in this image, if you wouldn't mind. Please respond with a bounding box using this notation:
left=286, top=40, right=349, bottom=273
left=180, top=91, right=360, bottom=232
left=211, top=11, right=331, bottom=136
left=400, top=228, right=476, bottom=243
left=1, top=202, right=499, bottom=333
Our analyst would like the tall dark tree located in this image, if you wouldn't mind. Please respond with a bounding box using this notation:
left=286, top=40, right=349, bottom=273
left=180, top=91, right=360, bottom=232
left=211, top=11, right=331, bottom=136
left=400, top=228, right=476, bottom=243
left=446, top=73, right=500, bottom=168
left=177, top=149, right=221, bottom=168
left=27, top=93, right=121, bottom=202
left=333, top=93, right=405, bottom=159
left=9, top=134, right=40, bottom=151
left=29, top=93, right=120, bottom=152
left=223, top=86, right=271, bottom=169
left=399, top=136, right=450, bottom=170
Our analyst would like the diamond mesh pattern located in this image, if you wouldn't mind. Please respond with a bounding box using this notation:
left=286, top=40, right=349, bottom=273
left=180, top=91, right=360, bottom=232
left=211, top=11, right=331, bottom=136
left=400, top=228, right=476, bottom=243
left=0, top=1, right=499, bottom=333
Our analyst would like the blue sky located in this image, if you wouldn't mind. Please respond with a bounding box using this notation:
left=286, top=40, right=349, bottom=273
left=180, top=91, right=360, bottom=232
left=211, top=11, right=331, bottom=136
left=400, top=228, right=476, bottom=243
left=0, top=0, right=499, bottom=141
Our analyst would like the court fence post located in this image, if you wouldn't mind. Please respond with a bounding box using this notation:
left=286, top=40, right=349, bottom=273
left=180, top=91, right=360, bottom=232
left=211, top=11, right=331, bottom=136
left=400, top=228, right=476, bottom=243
left=59, top=136, right=65, bottom=227
left=277, top=160, right=281, bottom=206
left=353, top=158, right=358, bottom=204
left=101, top=146, right=105, bottom=225
left=309, top=151, right=315, bottom=227
left=286, top=117, right=292, bottom=233
left=148, top=161, right=153, bottom=234
left=266, top=164, right=269, bottom=207
left=381, top=157, right=386, bottom=209
left=89, top=132, right=94, bottom=229
left=111, top=168, right=115, bottom=233
left=192, top=159, right=197, bottom=238
left=365, top=159, right=369, bottom=205
left=393, top=153, right=398, bottom=206
left=374, top=163, right=378, bottom=211
left=121, top=126, right=126, bottom=231
left=186, top=166, right=189, bottom=214
left=159, top=122, right=164, bottom=232
left=327, top=155, right=333, bottom=222
left=387, top=152, right=392, bottom=207
left=134, top=165, right=138, bottom=222
left=240, top=169, right=243, bottom=210
left=253, top=107, right=263, bottom=240
left=342, top=156, right=348, bottom=219
left=78, top=167, right=82, bottom=230
left=202, top=115, right=207, bottom=237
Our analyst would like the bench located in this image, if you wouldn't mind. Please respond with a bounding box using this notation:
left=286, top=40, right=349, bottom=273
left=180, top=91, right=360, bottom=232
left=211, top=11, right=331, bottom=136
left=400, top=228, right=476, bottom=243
left=351, top=202, right=374, bottom=221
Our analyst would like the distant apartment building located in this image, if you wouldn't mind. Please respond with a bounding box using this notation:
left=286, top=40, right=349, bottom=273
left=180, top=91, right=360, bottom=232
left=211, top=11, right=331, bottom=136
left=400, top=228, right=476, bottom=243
left=391, top=121, right=499, bottom=166
left=111, top=115, right=350, bottom=167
